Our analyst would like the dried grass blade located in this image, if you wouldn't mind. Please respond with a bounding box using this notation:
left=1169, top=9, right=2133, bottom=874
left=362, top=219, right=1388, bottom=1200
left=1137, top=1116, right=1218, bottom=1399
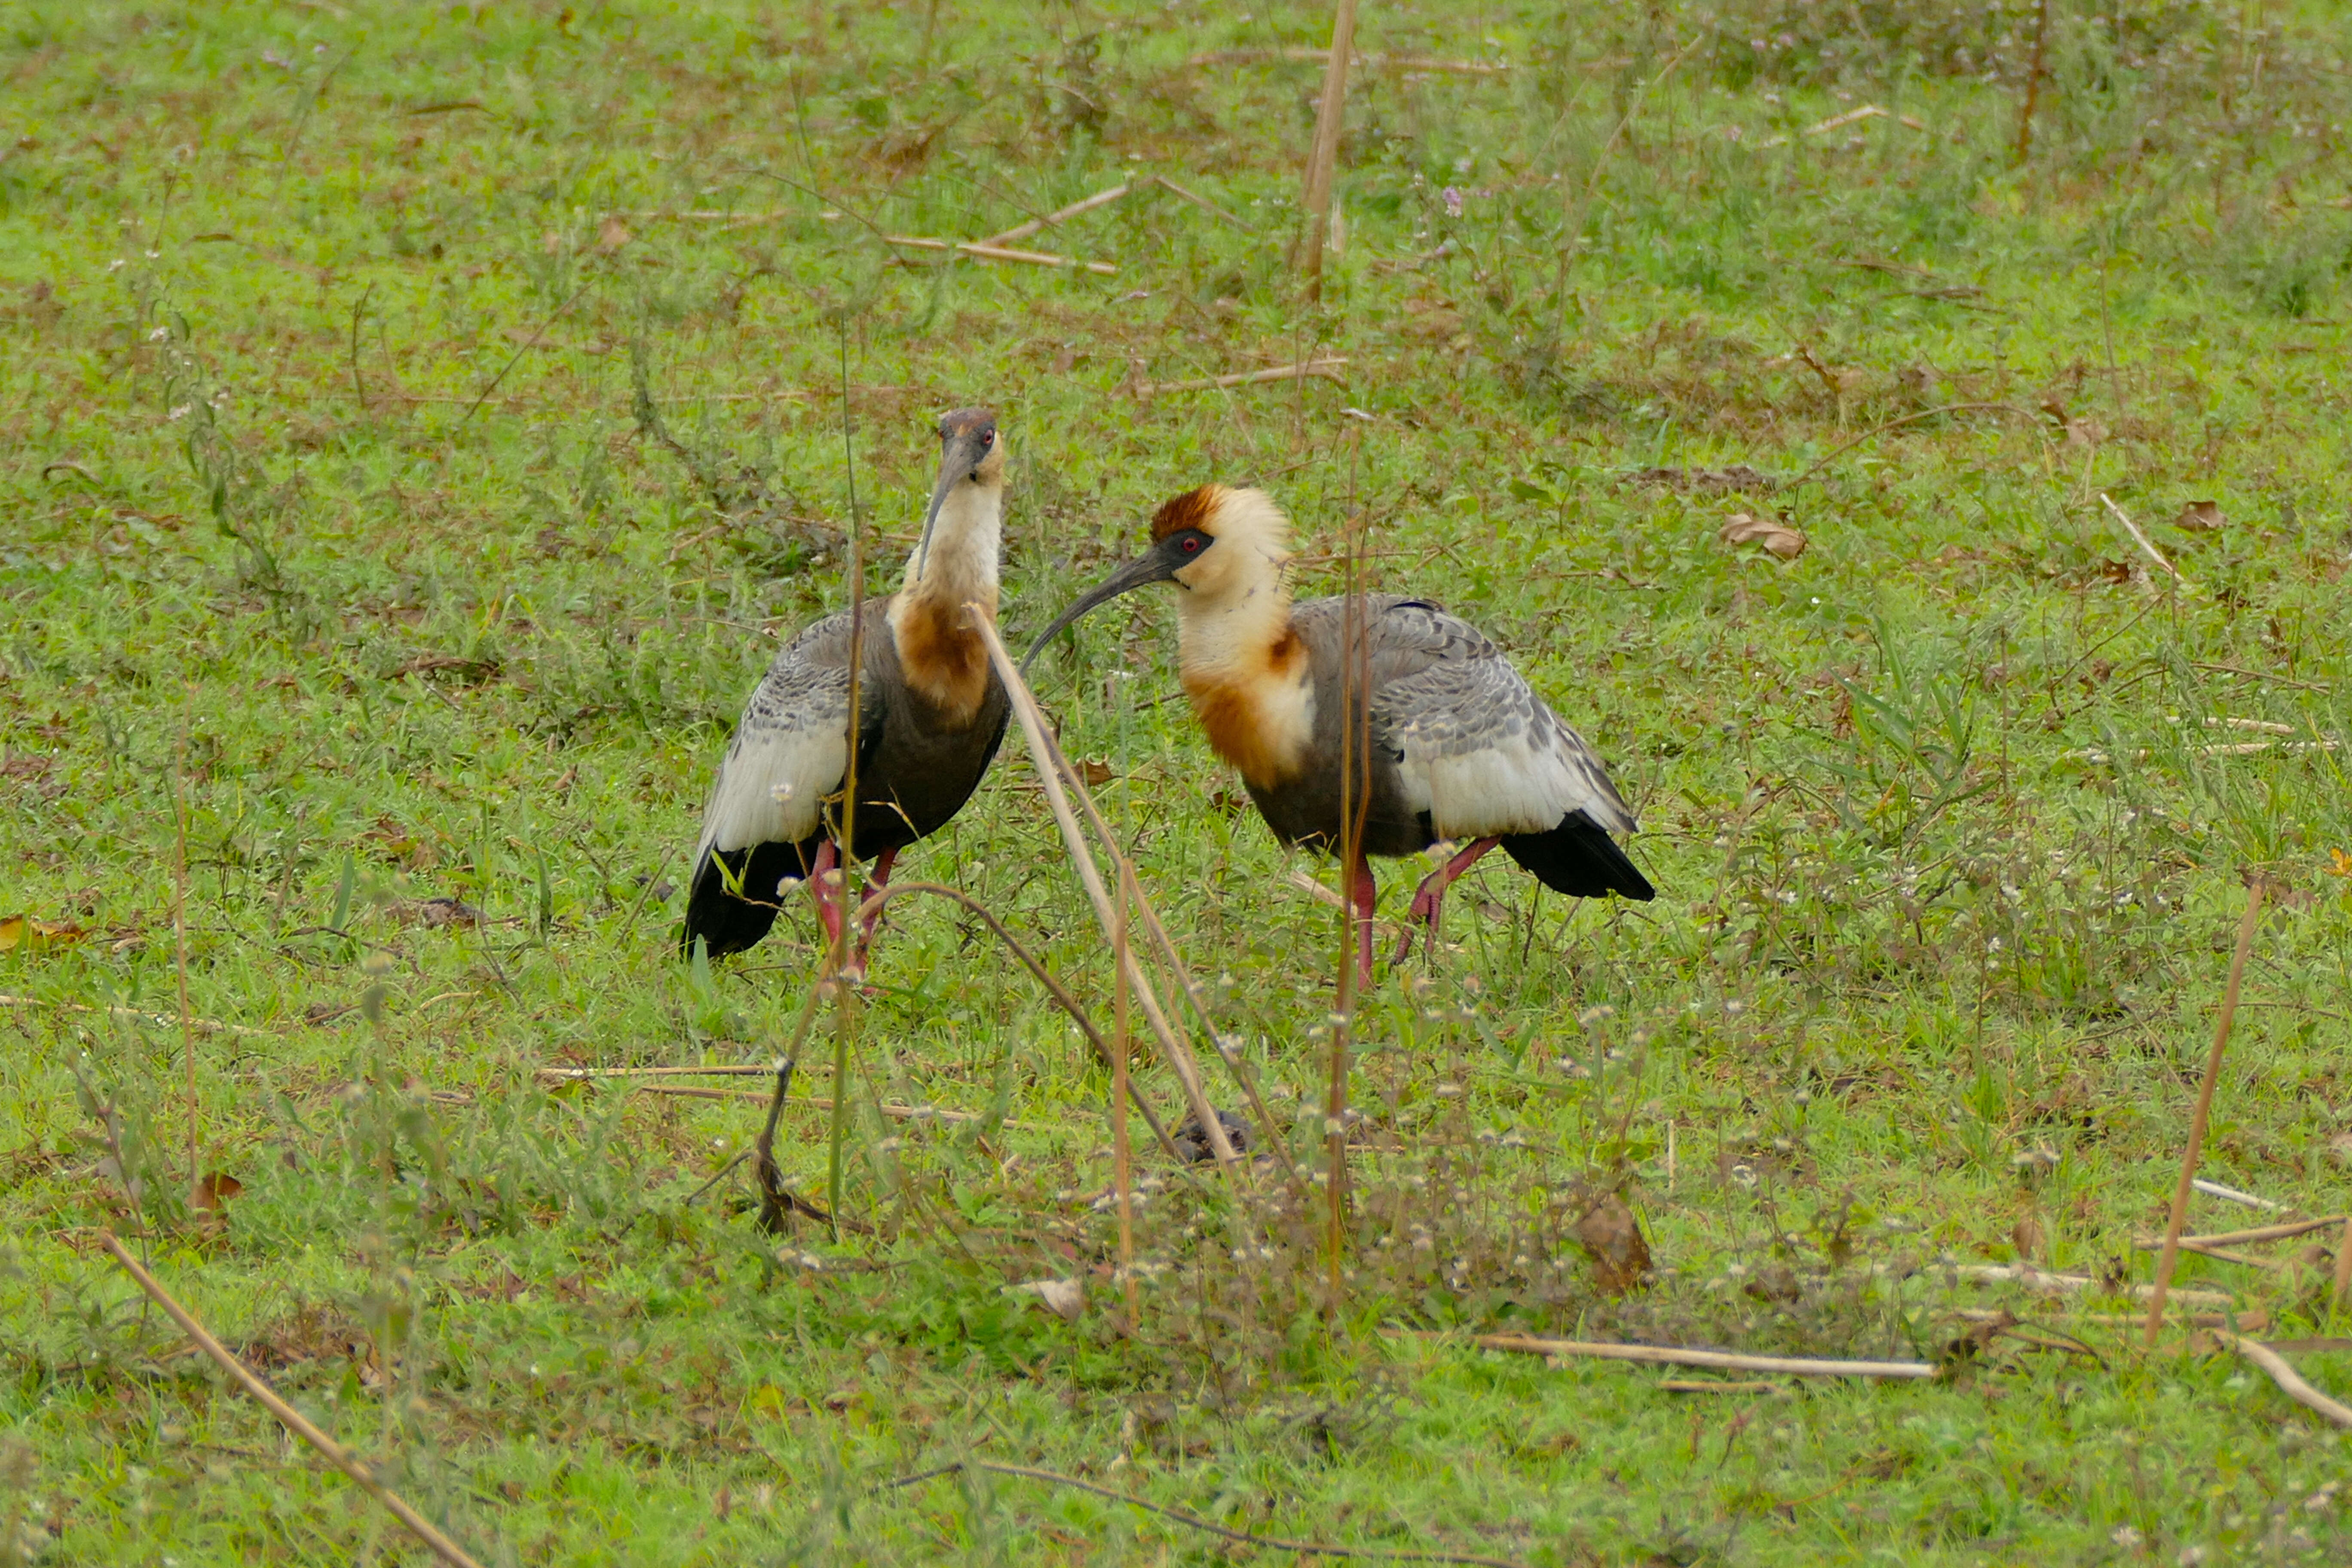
left=970, top=612, right=1242, bottom=1171
left=2144, top=878, right=2266, bottom=1346
left=2225, top=1335, right=2352, bottom=1428
left=1455, top=1332, right=1934, bottom=1381
left=100, top=1234, right=488, bottom=1568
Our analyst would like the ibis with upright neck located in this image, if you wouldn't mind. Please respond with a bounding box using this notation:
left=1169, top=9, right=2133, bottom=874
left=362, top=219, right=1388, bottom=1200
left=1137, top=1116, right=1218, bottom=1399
left=1026, top=484, right=1653, bottom=983
left=683, top=408, right=1011, bottom=973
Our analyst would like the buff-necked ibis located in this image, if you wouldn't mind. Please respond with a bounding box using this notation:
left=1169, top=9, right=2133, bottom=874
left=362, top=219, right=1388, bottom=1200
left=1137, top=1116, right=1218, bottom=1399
left=1026, top=484, right=1654, bottom=983
left=683, top=408, right=1011, bottom=974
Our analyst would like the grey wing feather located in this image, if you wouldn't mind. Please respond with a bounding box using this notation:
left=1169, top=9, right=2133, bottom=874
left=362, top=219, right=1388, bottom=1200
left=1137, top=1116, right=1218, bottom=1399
left=1298, top=596, right=1636, bottom=838
left=693, top=610, right=859, bottom=863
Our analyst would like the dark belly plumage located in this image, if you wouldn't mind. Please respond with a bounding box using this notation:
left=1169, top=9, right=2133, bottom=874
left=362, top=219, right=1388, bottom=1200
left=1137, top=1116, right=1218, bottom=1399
left=811, top=681, right=1012, bottom=863
left=1241, top=753, right=1431, bottom=861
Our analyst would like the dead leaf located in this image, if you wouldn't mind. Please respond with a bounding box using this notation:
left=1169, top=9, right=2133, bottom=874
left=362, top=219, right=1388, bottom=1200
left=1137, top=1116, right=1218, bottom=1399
left=596, top=215, right=632, bottom=253
left=2327, top=848, right=2352, bottom=879
left=413, top=896, right=482, bottom=930
left=1719, top=513, right=1807, bottom=561
left=2064, top=417, right=2107, bottom=448
left=1009, top=1277, right=1084, bottom=1322
left=1078, top=759, right=1114, bottom=787
left=2012, top=1213, right=2046, bottom=1264
left=1574, top=1191, right=1653, bottom=1295
left=0, top=753, right=55, bottom=778
left=2171, top=499, right=2225, bottom=532
left=193, top=1171, right=245, bottom=1210
left=1207, top=787, right=1250, bottom=815
left=0, top=915, right=88, bottom=955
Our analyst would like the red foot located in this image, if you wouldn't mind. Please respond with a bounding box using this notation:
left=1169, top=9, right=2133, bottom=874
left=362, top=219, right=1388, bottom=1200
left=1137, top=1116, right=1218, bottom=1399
left=1393, top=837, right=1502, bottom=964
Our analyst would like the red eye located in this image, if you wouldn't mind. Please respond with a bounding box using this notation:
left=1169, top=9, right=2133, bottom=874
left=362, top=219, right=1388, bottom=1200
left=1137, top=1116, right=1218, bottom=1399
left=1179, top=536, right=1202, bottom=553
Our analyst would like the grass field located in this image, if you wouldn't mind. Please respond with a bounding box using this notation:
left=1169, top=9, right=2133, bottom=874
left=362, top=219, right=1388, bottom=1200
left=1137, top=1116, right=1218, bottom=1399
left=5, top=0, right=2352, bottom=1561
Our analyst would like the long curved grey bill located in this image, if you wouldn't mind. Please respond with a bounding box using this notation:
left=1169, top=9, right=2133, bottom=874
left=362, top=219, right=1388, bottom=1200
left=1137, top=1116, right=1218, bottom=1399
left=911, top=433, right=987, bottom=580
left=1020, top=551, right=1179, bottom=673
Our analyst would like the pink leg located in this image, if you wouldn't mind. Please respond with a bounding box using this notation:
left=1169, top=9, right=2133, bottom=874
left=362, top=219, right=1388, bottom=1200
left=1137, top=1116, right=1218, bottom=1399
left=805, top=839, right=844, bottom=955
left=848, top=846, right=898, bottom=977
left=1394, top=837, right=1501, bottom=964
left=1349, top=856, right=1378, bottom=989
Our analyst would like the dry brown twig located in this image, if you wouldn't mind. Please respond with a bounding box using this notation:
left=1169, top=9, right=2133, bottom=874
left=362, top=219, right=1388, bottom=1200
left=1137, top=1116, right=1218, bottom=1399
left=2141, top=1217, right=2345, bottom=1248
left=1134, top=359, right=1349, bottom=398
left=101, top=1234, right=487, bottom=1568
left=970, top=612, right=1243, bottom=1170
left=2145, top=878, right=2266, bottom=1348
left=1449, top=1332, right=1935, bottom=1381
left=2100, top=492, right=2194, bottom=591
left=975, top=182, right=1131, bottom=250
left=883, top=235, right=1116, bottom=275
left=2224, top=1335, right=2352, bottom=1428
left=1296, top=0, right=1362, bottom=292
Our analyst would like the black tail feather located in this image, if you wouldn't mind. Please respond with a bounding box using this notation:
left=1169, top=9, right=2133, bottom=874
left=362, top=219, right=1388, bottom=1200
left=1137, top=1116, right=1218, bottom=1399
left=1500, top=810, right=1656, bottom=901
left=680, top=841, right=810, bottom=958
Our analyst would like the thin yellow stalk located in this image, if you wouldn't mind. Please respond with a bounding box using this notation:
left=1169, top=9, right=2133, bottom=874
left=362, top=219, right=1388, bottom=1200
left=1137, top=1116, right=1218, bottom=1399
left=1114, top=864, right=1138, bottom=1328
left=2144, top=879, right=2267, bottom=1348
left=969, top=612, right=1243, bottom=1171
left=825, top=323, right=867, bottom=1239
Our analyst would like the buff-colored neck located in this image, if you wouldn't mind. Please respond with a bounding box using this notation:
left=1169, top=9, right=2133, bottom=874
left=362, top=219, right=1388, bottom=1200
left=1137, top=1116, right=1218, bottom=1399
left=1170, top=489, right=1313, bottom=784
left=897, top=477, right=1003, bottom=619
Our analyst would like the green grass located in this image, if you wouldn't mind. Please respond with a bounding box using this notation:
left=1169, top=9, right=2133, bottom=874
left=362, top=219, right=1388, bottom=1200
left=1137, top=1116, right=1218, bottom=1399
left=4, top=0, right=2352, bottom=1561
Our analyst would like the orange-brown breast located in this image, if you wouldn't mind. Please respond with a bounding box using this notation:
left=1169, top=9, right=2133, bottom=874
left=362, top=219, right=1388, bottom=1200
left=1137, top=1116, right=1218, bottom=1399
left=894, top=595, right=994, bottom=726
left=1182, top=628, right=1308, bottom=788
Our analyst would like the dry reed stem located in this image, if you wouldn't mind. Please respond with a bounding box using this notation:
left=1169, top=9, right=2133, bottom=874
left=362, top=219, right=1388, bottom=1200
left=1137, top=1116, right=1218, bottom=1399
left=2194, top=1178, right=2286, bottom=1211
left=2099, top=492, right=2194, bottom=590
left=882, top=236, right=1117, bottom=274
left=1114, top=864, right=1139, bottom=1327
left=1051, top=763, right=1310, bottom=1206
left=824, top=329, right=869, bottom=1238
left=101, top=1234, right=487, bottom=1568
left=2224, top=1335, right=2352, bottom=1428
left=1328, top=507, right=1371, bottom=1312
left=1933, top=1263, right=2234, bottom=1306
left=971, top=612, right=1243, bottom=1170
left=975, top=182, right=1131, bottom=249
left=2145, top=878, right=2267, bottom=1348
left=1134, top=359, right=1348, bottom=397
left=1296, top=0, right=1360, bottom=291
left=1452, top=1332, right=1934, bottom=1381
left=2135, top=1217, right=2345, bottom=1248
